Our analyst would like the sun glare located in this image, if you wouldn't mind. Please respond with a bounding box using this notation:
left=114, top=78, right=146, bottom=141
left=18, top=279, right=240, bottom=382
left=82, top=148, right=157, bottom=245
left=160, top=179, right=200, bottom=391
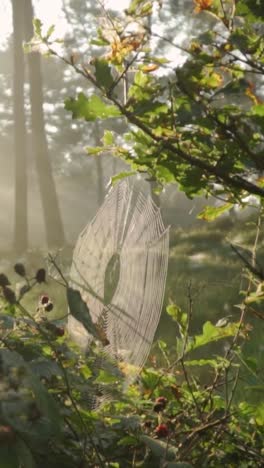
left=0, top=0, right=129, bottom=49
left=0, top=0, right=12, bottom=48
left=34, top=0, right=68, bottom=37
left=105, top=0, right=130, bottom=10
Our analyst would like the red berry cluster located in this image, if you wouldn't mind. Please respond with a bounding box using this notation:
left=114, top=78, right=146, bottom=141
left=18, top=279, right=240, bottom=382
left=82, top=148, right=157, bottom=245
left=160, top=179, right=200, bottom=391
left=152, top=396, right=169, bottom=438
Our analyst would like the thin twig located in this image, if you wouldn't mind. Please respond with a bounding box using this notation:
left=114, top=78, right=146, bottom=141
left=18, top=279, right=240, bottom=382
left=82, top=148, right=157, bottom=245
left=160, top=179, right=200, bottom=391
left=17, top=302, right=105, bottom=467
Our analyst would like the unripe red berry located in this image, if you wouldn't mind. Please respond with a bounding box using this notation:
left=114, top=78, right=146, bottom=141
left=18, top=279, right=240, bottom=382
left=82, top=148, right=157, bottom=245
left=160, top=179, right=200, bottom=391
left=155, top=396, right=167, bottom=406
left=44, top=302, right=54, bottom=312
left=153, top=402, right=165, bottom=413
left=154, top=396, right=167, bottom=412
left=155, top=424, right=169, bottom=438
left=0, top=425, right=16, bottom=444
left=56, top=327, right=64, bottom=337
left=143, top=420, right=152, bottom=429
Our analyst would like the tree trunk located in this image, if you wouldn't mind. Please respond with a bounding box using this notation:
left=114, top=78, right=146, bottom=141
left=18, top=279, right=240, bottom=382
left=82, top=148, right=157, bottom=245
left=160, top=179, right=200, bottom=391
left=146, top=13, right=160, bottom=207
left=24, top=0, right=65, bottom=248
left=12, top=0, right=28, bottom=253
left=94, top=121, right=104, bottom=207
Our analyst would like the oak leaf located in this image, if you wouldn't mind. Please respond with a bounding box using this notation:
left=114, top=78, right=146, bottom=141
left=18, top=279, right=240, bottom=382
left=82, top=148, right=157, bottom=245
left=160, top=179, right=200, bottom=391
left=194, top=0, right=212, bottom=13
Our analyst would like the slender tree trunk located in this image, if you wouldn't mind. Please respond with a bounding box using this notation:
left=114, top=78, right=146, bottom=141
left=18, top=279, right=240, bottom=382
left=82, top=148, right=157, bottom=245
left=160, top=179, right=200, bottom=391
left=12, top=0, right=28, bottom=253
left=24, top=0, right=65, bottom=247
left=94, top=121, right=104, bottom=207
left=146, top=13, right=160, bottom=207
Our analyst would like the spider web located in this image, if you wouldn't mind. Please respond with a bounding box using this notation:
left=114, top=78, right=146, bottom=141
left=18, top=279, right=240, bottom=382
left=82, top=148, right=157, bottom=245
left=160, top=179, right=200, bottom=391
left=68, top=180, right=169, bottom=385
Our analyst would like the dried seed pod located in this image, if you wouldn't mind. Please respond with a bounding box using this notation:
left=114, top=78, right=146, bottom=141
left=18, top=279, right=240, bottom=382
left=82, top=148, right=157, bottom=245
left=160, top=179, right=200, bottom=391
left=3, top=287, right=16, bottom=304
left=36, top=268, right=46, bottom=283
left=0, top=273, right=10, bottom=287
left=14, top=263, right=26, bottom=277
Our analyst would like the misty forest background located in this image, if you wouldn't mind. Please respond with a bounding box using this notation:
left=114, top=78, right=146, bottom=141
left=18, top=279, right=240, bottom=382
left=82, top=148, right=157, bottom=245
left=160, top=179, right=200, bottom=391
left=1, top=0, right=261, bottom=341
left=0, top=1, right=264, bottom=467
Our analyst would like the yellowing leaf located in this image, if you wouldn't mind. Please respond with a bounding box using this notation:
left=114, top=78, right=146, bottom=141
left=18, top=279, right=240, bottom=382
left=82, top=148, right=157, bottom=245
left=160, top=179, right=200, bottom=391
left=194, top=0, right=212, bottom=13
left=141, top=64, right=159, bottom=73
left=118, top=362, right=140, bottom=377
left=106, top=35, right=143, bottom=64
left=245, top=87, right=262, bottom=105
left=197, top=203, right=233, bottom=221
left=257, top=176, right=264, bottom=187
left=201, top=70, right=223, bottom=89
left=111, top=171, right=137, bottom=186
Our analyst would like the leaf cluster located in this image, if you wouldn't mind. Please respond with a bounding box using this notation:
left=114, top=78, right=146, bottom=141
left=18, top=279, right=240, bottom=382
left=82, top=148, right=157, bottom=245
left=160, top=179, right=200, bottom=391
left=0, top=258, right=263, bottom=467
left=27, top=0, right=264, bottom=208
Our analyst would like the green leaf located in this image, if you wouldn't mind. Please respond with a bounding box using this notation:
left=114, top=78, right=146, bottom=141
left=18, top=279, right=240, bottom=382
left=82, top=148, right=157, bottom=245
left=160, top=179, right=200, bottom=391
left=0, top=313, right=15, bottom=330
left=252, top=403, right=264, bottom=425
left=33, top=18, right=43, bottom=37
left=118, top=435, right=138, bottom=446
left=111, top=171, right=136, bottom=186
left=15, top=439, right=36, bottom=468
left=155, top=166, right=176, bottom=184
left=167, top=304, right=186, bottom=323
left=166, top=304, right=187, bottom=338
left=27, top=374, right=61, bottom=435
left=0, top=349, right=62, bottom=439
left=86, top=146, right=104, bottom=155
left=65, top=93, right=120, bottom=121
left=250, top=104, right=264, bottom=117
left=103, top=130, right=114, bottom=146
left=236, top=1, right=264, bottom=23
left=94, top=59, right=114, bottom=90
left=80, top=365, right=92, bottom=379
left=127, top=0, right=148, bottom=15
left=166, top=464, right=192, bottom=468
left=0, top=447, right=18, bottom=468
left=141, top=368, right=160, bottom=390
left=29, top=358, right=62, bottom=380
left=67, top=288, right=109, bottom=345
left=67, top=287, right=99, bottom=339
left=46, top=24, right=55, bottom=40
left=197, top=203, right=233, bottom=221
left=90, top=38, right=110, bottom=46
left=140, top=435, right=177, bottom=461
left=128, top=71, right=153, bottom=100
left=188, top=321, right=239, bottom=352
left=185, top=358, right=224, bottom=368
left=95, top=369, right=118, bottom=385
left=239, top=401, right=264, bottom=426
